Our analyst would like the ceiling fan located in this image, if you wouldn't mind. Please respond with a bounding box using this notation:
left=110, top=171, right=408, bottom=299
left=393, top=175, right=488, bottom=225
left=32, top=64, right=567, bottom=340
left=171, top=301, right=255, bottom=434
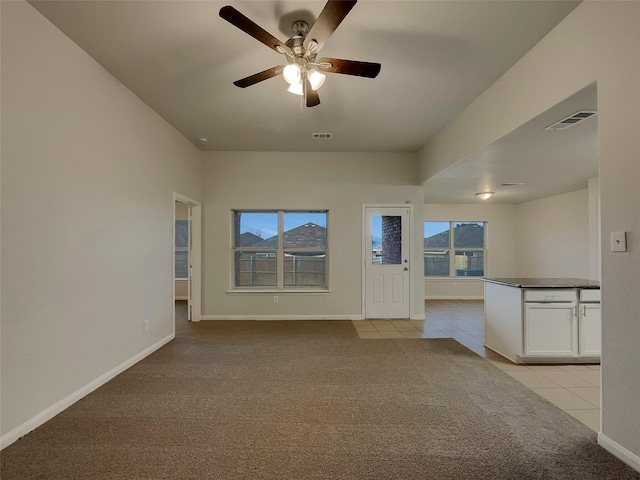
left=219, top=0, right=381, bottom=107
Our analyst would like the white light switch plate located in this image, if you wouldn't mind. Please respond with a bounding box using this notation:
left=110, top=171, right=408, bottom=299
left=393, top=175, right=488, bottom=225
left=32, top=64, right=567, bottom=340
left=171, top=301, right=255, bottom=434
left=611, top=231, right=627, bottom=252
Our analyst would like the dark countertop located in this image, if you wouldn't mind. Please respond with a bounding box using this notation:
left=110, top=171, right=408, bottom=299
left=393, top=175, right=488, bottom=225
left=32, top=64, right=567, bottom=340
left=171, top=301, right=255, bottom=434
left=481, top=278, right=600, bottom=289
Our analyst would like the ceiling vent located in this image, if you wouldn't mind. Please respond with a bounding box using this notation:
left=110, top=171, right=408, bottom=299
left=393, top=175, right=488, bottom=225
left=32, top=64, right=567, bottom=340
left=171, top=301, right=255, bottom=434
left=544, top=111, right=597, bottom=131
left=312, top=133, right=332, bottom=139
left=500, top=183, right=524, bottom=187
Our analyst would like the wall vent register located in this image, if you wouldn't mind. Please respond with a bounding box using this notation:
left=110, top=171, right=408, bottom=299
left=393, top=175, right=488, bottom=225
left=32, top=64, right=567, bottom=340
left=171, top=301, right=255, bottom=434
left=544, top=110, right=596, bottom=131
left=312, top=133, right=332, bottom=139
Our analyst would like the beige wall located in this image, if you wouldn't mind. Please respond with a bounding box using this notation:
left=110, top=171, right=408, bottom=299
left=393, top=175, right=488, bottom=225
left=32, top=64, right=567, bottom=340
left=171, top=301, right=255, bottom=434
left=1, top=2, right=202, bottom=444
left=588, top=177, right=601, bottom=282
left=425, top=189, right=596, bottom=298
left=515, top=189, right=589, bottom=278
left=175, top=202, right=189, bottom=220
left=201, top=152, right=425, bottom=319
left=418, top=1, right=640, bottom=467
left=423, top=203, right=518, bottom=299
left=2, top=0, right=639, bottom=470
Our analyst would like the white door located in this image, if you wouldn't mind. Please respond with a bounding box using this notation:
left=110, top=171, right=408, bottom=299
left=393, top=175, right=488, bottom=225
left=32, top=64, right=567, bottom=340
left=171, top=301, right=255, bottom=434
left=364, top=206, right=411, bottom=319
left=174, top=194, right=201, bottom=324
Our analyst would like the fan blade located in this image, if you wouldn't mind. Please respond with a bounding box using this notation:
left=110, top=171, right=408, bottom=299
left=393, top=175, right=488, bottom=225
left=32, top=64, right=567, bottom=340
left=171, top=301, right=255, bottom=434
left=219, top=6, right=292, bottom=56
left=304, top=0, right=357, bottom=53
left=233, top=66, right=284, bottom=88
left=305, top=77, right=320, bottom=107
left=317, top=57, right=381, bottom=78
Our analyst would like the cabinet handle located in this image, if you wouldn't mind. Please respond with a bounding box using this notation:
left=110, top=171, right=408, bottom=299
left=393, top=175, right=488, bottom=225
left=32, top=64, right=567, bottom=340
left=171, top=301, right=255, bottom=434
left=572, top=306, right=577, bottom=318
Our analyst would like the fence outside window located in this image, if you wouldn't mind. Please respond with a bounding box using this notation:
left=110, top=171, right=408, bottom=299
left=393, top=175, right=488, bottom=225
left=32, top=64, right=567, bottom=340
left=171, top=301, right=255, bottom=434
left=424, top=222, right=486, bottom=277
left=233, top=210, right=328, bottom=289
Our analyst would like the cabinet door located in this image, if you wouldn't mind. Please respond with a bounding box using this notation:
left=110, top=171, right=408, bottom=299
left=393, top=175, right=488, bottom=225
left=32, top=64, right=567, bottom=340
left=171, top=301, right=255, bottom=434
left=524, top=303, right=577, bottom=356
left=579, top=304, right=601, bottom=356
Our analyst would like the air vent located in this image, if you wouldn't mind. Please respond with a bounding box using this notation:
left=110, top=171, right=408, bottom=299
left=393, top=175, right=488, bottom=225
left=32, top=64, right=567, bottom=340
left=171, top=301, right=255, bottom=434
left=500, top=183, right=525, bottom=187
left=312, top=133, right=332, bottom=140
left=544, top=111, right=596, bottom=131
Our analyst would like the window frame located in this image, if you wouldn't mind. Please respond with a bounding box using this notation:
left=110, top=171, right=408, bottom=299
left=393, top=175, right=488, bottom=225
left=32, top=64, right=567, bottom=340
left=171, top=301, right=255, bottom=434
left=231, top=210, right=329, bottom=292
left=423, top=221, right=486, bottom=278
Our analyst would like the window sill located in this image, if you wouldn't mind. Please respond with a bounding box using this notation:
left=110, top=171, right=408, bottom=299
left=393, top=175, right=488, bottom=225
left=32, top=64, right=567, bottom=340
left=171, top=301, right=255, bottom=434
left=227, top=289, right=331, bottom=295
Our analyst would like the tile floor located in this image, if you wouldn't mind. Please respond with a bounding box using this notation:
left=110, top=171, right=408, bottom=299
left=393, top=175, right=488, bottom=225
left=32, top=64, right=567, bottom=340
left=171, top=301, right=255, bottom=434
left=352, top=299, right=601, bottom=432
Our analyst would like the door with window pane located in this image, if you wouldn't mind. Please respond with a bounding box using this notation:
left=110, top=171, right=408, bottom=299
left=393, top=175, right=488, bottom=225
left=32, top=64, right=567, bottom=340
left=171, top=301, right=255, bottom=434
left=364, top=206, right=411, bottom=319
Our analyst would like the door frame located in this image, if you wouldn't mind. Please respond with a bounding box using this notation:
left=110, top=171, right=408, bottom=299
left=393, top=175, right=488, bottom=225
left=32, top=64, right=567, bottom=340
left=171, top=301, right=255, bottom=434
left=173, top=193, right=202, bottom=330
left=361, top=203, right=412, bottom=319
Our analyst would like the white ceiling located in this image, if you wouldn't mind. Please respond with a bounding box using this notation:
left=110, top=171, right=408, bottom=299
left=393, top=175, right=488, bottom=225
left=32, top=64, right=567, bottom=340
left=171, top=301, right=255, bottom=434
left=423, top=83, right=599, bottom=204
left=29, top=0, right=591, bottom=204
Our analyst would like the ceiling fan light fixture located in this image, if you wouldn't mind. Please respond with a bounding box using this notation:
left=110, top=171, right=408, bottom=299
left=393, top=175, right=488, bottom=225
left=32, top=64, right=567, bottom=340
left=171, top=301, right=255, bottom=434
left=308, top=69, right=326, bottom=91
left=219, top=3, right=381, bottom=107
left=287, top=82, right=304, bottom=96
left=283, top=64, right=302, bottom=85
left=475, top=192, right=494, bottom=200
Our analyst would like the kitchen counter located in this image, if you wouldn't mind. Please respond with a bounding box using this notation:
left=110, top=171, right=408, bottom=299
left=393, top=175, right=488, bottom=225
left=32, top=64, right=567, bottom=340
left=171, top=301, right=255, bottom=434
left=483, top=278, right=601, bottom=364
left=482, top=277, right=600, bottom=289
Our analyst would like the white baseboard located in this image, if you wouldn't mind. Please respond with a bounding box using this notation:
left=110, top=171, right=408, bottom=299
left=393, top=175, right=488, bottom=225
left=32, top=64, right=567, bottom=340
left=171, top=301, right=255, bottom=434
left=201, top=314, right=362, bottom=321
left=598, top=432, right=640, bottom=473
left=425, top=295, right=484, bottom=300
left=202, top=314, right=426, bottom=321
left=0, top=333, right=174, bottom=451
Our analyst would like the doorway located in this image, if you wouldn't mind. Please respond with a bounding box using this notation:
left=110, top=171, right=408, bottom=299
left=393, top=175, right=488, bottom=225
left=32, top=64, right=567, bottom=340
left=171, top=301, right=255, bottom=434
left=363, top=205, right=411, bottom=319
left=173, top=194, right=201, bottom=327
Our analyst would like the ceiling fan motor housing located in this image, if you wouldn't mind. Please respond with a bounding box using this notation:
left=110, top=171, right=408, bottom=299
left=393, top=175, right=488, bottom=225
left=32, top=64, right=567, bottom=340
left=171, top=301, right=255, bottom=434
left=285, top=20, right=315, bottom=66
left=219, top=1, right=380, bottom=107
left=292, top=20, right=309, bottom=38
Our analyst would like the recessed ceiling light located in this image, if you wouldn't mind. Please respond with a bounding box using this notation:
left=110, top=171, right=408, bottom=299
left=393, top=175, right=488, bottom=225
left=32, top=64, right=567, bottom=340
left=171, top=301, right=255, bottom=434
left=475, top=192, right=494, bottom=200
left=197, top=137, right=208, bottom=145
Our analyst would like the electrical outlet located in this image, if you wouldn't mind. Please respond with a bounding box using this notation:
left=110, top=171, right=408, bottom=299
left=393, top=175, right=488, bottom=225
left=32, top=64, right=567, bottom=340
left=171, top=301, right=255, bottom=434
left=273, top=296, right=279, bottom=304
left=143, top=320, right=149, bottom=332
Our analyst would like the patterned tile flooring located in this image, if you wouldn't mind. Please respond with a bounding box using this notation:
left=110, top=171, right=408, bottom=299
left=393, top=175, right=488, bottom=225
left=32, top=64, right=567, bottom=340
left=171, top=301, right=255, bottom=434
left=352, top=300, right=601, bottom=432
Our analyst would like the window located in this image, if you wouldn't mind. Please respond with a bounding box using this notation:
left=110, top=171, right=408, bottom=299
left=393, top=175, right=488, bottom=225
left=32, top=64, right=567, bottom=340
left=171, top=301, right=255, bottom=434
left=175, top=220, right=189, bottom=278
left=424, top=221, right=485, bottom=277
left=233, top=210, right=328, bottom=289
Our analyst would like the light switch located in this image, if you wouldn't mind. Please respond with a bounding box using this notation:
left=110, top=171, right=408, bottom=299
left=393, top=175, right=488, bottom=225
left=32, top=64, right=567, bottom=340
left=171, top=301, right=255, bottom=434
left=611, top=231, right=627, bottom=252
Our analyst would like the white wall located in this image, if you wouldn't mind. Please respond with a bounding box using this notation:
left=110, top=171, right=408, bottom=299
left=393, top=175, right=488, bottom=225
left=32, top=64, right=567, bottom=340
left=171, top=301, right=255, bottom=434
left=423, top=203, right=518, bottom=299
left=515, top=189, right=589, bottom=278
left=588, top=177, right=601, bottom=282
left=418, top=2, right=640, bottom=469
left=1, top=1, right=202, bottom=446
left=201, top=152, right=425, bottom=320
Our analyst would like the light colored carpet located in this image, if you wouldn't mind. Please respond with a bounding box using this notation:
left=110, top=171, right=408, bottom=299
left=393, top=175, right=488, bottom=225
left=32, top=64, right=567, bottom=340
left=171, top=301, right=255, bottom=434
left=2, top=307, right=638, bottom=479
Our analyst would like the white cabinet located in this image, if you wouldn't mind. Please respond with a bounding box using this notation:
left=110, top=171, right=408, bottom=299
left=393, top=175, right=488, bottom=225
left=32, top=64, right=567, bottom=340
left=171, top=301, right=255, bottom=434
left=483, top=280, right=600, bottom=364
left=524, top=302, right=577, bottom=356
left=579, top=303, right=601, bottom=356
